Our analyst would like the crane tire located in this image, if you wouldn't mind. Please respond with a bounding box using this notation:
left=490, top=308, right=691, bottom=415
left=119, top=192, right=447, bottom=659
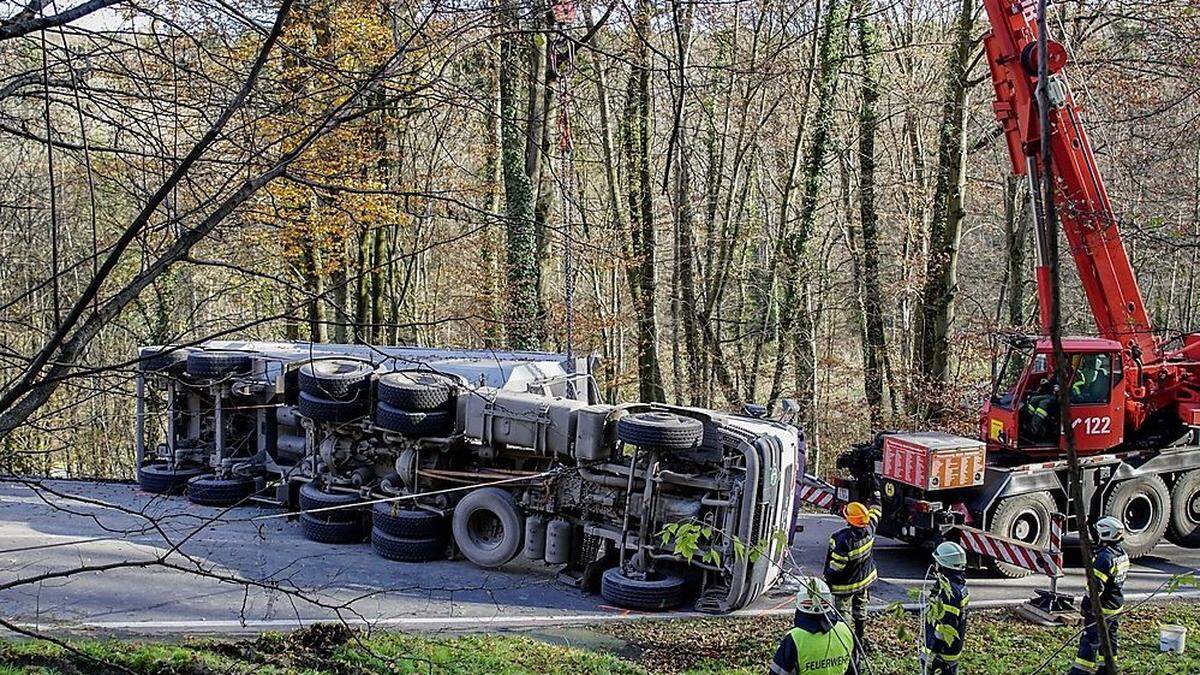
left=616, top=412, right=703, bottom=450
left=186, top=350, right=252, bottom=378
left=1103, top=474, right=1169, bottom=559
left=371, top=528, right=445, bottom=562
left=452, top=488, right=524, bottom=568
left=376, top=371, right=456, bottom=411
left=1166, top=470, right=1200, bottom=548
left=600, top=567, right=688, bottom=611
left=984, top=492, right=1055, bottom=578
left=298, top=359, right=374, bottom=402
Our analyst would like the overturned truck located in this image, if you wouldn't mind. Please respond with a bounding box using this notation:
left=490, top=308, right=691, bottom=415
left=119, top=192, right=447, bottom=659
left=133, top=341, right=801, bottom=612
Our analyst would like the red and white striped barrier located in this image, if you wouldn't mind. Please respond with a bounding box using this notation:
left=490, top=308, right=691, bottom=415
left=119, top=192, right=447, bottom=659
left=796, top=474, right=841, bottom=511
left=957, top=512, right=1065, bottom=578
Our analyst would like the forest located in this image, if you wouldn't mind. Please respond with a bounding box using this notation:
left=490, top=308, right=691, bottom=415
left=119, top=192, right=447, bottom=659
left=0, top=0, right=1198, bottom=478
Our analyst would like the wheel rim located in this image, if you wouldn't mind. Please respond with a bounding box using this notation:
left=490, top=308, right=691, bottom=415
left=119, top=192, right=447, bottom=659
left=1010, top=509, right=1042, bottom=544
left=1188, top=490, right=1200, bottom=526
left=467, top=510, right=505, bottom=551
left=1123, top=493, right=1154, bottom=534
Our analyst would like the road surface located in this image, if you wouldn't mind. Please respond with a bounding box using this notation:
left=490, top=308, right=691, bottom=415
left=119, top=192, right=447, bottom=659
left=1, top=479, right=1197, bottom=635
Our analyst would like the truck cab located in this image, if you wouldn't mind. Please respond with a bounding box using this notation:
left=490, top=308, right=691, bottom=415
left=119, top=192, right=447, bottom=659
left=982, top=336, right=1126, bottom=458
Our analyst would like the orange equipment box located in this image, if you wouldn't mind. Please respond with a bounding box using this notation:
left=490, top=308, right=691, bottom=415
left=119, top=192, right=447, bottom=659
left=881, top=432, right=986, bottom=491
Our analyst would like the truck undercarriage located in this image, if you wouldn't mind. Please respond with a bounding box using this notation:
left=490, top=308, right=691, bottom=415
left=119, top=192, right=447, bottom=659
left=133, top=340, right=800, bottom=612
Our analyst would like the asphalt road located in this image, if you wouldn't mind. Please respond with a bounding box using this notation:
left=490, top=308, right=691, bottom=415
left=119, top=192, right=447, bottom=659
left=1, top=479, right=1198, bottom=636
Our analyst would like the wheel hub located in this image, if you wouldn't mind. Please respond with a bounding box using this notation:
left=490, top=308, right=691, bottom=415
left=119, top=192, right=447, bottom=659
left=1011, top=509, right=1041, bottom=544
left=467, top=510, right=504, bottom=550
left=1123, top=493, right=1153, bottom=534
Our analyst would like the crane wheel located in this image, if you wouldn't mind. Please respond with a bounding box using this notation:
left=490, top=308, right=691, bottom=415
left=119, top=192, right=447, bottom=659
left=984, top=492, right=1054, bottom=579
left=1103, top=475, right=1169, bottom=559
left=1166, top=470, right=1200, bottom=548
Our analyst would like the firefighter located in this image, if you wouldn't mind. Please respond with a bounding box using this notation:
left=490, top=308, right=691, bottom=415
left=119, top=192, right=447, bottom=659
left=922, top=541, right=969, bottom=675
left=1069, top=516, right=1129, bottom=675
left=824, top=501, right=881, bottom=650
left=769, top=577, right=855, bottom=675
left=1023, top=374, right=1059, bottom=442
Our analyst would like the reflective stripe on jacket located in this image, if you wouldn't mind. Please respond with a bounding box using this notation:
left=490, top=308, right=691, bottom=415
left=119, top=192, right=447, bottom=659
left=1082, top=543, right=1128, bottom=618
left=924, top=568, right=969, bottom=659
left=824, top=505, right=881, bottom=594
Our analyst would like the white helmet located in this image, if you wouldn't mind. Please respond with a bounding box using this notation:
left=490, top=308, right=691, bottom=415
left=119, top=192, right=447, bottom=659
left=1094, top=516, right=1126, bottom=543
left=933, top=541, right=967, bottom=571
left=794, top=577, right=834, bottom=614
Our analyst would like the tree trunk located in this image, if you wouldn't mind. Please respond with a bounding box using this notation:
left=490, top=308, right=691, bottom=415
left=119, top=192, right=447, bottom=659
left=624, top=0, right=665, bottom=402
left=913, top=0, right=974, bottom=420
left=499, top=5, right=541, bottom=350
left=856, top=10, right=886, bottom=428
left=1003, top=175, right=1030, bottom=327
left=772, top=0, right=851, bottom=427
left=480, top=36, right=504, bottom=348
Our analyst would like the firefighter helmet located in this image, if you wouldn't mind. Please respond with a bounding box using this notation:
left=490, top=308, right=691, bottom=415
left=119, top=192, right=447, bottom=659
left=844, top=502, right=871, bottom=528
left=1094, top=516, right=1126, bottom=542
left=932, top=541, right=967, bottom=571
left=794, top=577, right=835, bottom=614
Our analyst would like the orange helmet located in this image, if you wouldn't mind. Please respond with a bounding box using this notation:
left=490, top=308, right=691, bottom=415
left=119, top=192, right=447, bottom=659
left=844, top=502, right=871, bottom=528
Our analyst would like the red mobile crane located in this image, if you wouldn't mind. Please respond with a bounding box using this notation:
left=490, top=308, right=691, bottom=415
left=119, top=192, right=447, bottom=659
left=835, top=0, right=1200, bottom=575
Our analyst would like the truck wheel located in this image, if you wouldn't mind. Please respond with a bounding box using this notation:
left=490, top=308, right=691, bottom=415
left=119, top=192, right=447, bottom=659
left=297, top=391, right=367, bottom=424
left=451, top=487, right=524, bottom=568
left=371, top=528, right=445, bottom=562
left=373, top=403, right=453, bottom=436
left=137, top=462, right=207, bottom=495
left=186, top=350, right=252, bottom=378
left=299, top=482, right=362, bottom=522
left=138, top=346, right=192, bottom=373
left=298, top=359, right=373, bottom=401
left=600, top=567, right=687, bottom=611
left=376, top=371, right=455, bottom=411
left=373, top=502, right=444, bottom=539
left=985, top=492, right=1055, bottom=578
left=299, top=512, right=367, bottom=544
left=1105, top=475, right=1169, bottom=558
left=616, top=412, right=703, bottom=450
left=186, top=474, right=255, bottom=507
left=1167, top=470, right=1200, bottom=547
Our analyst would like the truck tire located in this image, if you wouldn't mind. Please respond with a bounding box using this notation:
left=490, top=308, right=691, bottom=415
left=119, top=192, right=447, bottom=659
left=985, top=492, right=1055, bottom=578
left=297, top=391, right=367, bottom=424
left=376, top=371, right=455, bottom=411
left=371, top=528, right=445, bottom=562
left=186, top=350, right=252, bottom=378
left=186, top=474, right=255, bottom=507
left=1104, top=475, right=1169, bottom=558
left=1167, top=470, right=1200, bottom=547
left=373, top=403, right=453, bottom=437
left=451, top=487, right=524, bottom=568
left=616, top=412, right=703, bottom=450
left=372, top=502, right=444, bottom=539
left=138, top=346, right=191, bottom=373
left=600, top=567, right=687, bottom=611
left=298, top=360, right=373, bottom=402
left=299, top=482, right=362, bottom=522
left=299, top=512, right=367, bottom=544
left=137, top=462, right=207, bottom=495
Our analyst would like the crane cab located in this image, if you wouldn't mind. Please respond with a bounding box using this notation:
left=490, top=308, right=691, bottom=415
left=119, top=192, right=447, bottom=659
left=982, top=336, right=1126, bottom=458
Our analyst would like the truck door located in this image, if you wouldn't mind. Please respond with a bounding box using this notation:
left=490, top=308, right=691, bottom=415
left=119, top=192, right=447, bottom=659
left=1063, top=352, right=1125, bottom=452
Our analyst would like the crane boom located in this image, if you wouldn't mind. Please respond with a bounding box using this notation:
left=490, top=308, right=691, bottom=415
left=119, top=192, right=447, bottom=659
left=981, top=0, right=1160, bottom=364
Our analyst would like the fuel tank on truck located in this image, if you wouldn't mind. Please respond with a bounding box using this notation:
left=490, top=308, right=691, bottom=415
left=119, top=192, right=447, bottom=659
left=460, top=388, right=588, bottom=456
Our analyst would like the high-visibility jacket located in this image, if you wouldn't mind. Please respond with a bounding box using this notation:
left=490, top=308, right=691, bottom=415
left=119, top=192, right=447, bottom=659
left=824, top=505, right=881, bottom=594
left=770, top=613, right=854, bottom=675
left=1082, top=543, right=1129, bottom=618
left=924, top=568, right=969, bottom=661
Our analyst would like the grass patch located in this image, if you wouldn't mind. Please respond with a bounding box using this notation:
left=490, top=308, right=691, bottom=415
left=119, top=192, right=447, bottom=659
left=601, top=601, right=1200, bottom=674
left=0, top=603, right=1198, bottom=674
